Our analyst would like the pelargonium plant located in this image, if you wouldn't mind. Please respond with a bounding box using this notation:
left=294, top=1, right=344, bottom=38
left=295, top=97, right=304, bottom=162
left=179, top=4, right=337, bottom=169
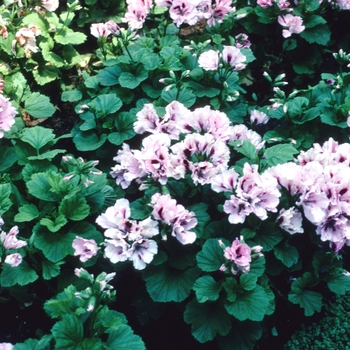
left=1, top=0, right=350, bottom=349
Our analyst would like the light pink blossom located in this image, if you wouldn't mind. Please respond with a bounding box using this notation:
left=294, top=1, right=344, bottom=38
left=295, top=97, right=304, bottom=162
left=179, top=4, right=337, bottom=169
left=207, top=0, right=233, bottom=26
left=224, top=238, right=252, bottom=270
left=277, top=207, right=304, bottom=234
left=0, top=226, right=27, bottom=250
left=198, top=50, right=219, bottom=71
left=169, top=0, right=199, bottom=26
left=0, top=93, right=17, bottom=135
left=0, top=343, right=13, bottom=350
left=128, top=239, right=158, bottom=270
left=5, top=253, right=22, bottom=267
left=257, top=0, right=273, bottom=7
left=278, top=14, right=305, bottom=38
left=41, top=0, right=59, bottom=11
left=222, top=46, right=246, bottom=71
left=106, top=20, right=121, bottom=35
left=250, top=109, right=269, bottom=125
left=72, top=236, right=99, bottom=262
left=90, top=23, right=111, bottom=38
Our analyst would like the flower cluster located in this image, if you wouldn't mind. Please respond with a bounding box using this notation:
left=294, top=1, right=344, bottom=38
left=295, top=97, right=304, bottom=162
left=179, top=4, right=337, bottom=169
left=111, top=102, right=264, bottom=188
left=96, top=198, right=159, bottom=270
left=211, top=163, right=281, bottom=224
left=150, top=193, right=197, bottom=244
left=0, top=222, right=26, bottom=267
left=0, top=94, right=17, bottom=138
left=198, top=45, right=247, bottom=71
left=72, top=237, right=99, bottom=263
left=269, top=138, right=350, bottom=251
left=219, top=236, right=263, bottom=275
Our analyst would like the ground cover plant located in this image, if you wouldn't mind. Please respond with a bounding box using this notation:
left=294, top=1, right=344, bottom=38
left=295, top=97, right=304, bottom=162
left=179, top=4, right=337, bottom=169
left=1, top=0, right=350, bottom=349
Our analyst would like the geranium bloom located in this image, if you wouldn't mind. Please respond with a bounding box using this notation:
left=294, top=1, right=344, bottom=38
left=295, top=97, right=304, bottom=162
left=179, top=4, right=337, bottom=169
left=15, top=26, right=40, bottom=57
left=235, top=33, right=251, bottom=49
left=207, top=0, right=233, bottom=26
left=211, top=169, right=239, bottom=193
left=222, top=46, right=246, bottom=71
left=257, top=0, right=273, bottom=7
left=128, top=239, right=158, bottom=270
left=336, top=0, right=350, bottom=9
left=150, top=193, right=197, bottom=244
left=41, top=0, right=59, bottom=11
left=134, top=103, right=161, bottom=134
left=90, top=23, right=111, bottom=38
left=278, top=14, right=305, bottom=38
left=104, top=238, right=130, bottom=264
left=0, top=226, right=26, bottom=250
left=250, top=109, right=269, bottom=125
left=224, top=238, right=252, bottom=273
left=169, top=0, right=199, bottom=26
left=198, top=50, right=219, bottom=71
left=105, top=20, right=120, bottom=35
left=72, top=237, right=99, bottom=262
left=0, top=95, right=17, bottom=137
left=277, top=207, right=304, bottom=234
left=0, top=343, right=13, bottom=350
left=4, top=253, right=22, bottom=267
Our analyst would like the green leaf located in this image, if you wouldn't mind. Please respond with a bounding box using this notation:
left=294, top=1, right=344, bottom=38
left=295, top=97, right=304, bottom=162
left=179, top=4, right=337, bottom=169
left=327, top=270, right=350, bottom=295
left=97, top=66, right=122, bottom=86
left=263, top=144, right=298, bottom=166
left=193, top=275, right=222, bottom=303
left=142, top=264, right=200, bottom=302
left=130, top=199, right=152, bottom=220
left=40, top=215, right=68, bottom=232
left=42, top=259, right=62, bottom=280
left=196, top=238, right=227, bottom=272
left=288, top=272, right=322, bottom=316
left=300, top=24, right=331, bottom=46
left=28, top=149, right=66, bottom=161
left=51, top=314, right=84, bottom=350
left=0, top=146, right=17, bottom=172
left=33, top=65, right=61, bottom=86
left=186, top=81, right=220, bottom=98
left=73, top=130, right=107, bottom=151
left=105, top=325, right=145, bottom=350
left=161, top=87, right=196, bottom=108
left=59, top=196, right=90, bottom=221
left=230, top=140, right=257, bottom=160
left=54, top=30, right=87, bottom=45
left=79, top=339, right=103, bottom=350
left=15, top=204, right=40, bottom=222
left=225, top=285, right=269, bottom=321
left=240, top=274, right=258, bottom=291
left=108, top=112, right=136, bottom=146
left=252, top=223, right=284, bottom=252
left=33, top=225, right=75, bottom=262
left=0, top=184, right=13, bottom=215
left=27, top=172, right=64, bottom=202
left=218, top=320, right=263, bottom=350
left=184, top=299, right=231, bottom=343
left=188, top=202, right=210, bottom=238
left=119, top=69, right=148, bottom=89
left=20, top=126, right=55, bottom=150
left=22, top=12, right=50, bottom=33
left=89, top=94, right=122, bottom=118
left=287, top=97, right=309, bottom=118
left=305, top=14, right=326, bottom=28
left=274, top=244, right=299, bottom=268
left=24, top=93, right=56, bottom=118
left=1, top=261, right=38, bottom=287
left=61, top=90, right=83, bottom=102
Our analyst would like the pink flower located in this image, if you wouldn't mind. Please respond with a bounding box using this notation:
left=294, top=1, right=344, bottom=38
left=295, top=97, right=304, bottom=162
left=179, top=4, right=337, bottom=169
left=104, top=238, right=130, bottom=263
left=250, top=109, right=269, bottom=125
left=122, top=0, right=152, bottom=29
left=0, top=343, right=13, bottom=350
left=127, top=239, right=158, bottom=270
left=278, top=14, right=305, bottom=38
left=72, top=236, right=99, bottom=262
left=106, top=20, right=121, bottom=35
left=134, top=104, right=161, bottom=134
left=277, top=207, right=304, bottom=234
left=224, top=238, right=252, bottom=268
left=0, top=226, right=27, bottom=250
left=222, top=46, right=246, bottom=71
left=110, top=144, right=146, bottom=189
left=336, top=0, right=350, bottom=9
left=150, top=193, right=197, bottom=244
left=198, top=50, right=219, bottom=71
left=257, top=0, right=273, bottom=7
left=41, top=0, right=59, bottom=11
left=169, top=0, right=198, bottom=26
left=15, top=26, right=40, bottom=57
left=90, top=23, right=111, bottom=38
left=4, top=253, right=22, bottom=267
left=96, top=198, right=131, bottom=230
left=210, top=169, right=239, bottom=193
left=207, top=0, right=233, bottom=26
left=235, top=33, right=251, bottom=49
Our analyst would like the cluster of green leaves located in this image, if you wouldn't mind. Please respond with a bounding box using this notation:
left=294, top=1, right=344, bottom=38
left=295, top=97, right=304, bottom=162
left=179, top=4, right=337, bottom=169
left=285, top=291, right=350, bottom=349
left=13, top=270, right=145, bottom=350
